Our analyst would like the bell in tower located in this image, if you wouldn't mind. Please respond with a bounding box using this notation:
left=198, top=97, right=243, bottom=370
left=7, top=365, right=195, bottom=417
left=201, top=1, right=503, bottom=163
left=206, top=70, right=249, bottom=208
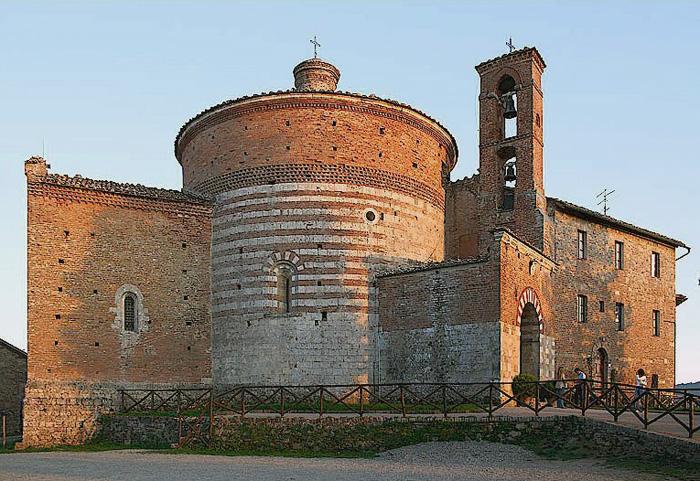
left=503, top=93, right=517, bottom=119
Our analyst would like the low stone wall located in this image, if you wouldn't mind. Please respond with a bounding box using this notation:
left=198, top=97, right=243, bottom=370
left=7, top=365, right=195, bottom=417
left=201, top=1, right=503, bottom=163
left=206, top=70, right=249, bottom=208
left=19, top=380, right=208, bottom=448
left=95, top=414, right=700, bottom=462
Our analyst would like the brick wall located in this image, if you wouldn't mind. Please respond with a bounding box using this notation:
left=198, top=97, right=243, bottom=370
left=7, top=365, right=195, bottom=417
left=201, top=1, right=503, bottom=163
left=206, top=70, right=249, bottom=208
left=25, top=163, right=213, bottom=445
left=548, top=207, right=677, bottom=386
left=0, top=339, right=27, bottom=436
left=176, top=90, right=458, bottom=386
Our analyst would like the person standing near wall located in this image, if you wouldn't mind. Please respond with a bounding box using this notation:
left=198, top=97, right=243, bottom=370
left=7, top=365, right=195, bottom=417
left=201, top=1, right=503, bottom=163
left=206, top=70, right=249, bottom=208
left=555, top=367, right=567, bottom=408
left=574, top=367, right=587, bottom=406
left=635, top=368, right=647, bottom=410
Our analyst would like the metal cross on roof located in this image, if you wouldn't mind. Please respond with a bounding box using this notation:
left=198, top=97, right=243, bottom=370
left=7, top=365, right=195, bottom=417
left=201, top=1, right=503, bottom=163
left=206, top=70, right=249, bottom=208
left=506, top=37, right=516, bottom=53
left=310, top=36, right=321, bottom=58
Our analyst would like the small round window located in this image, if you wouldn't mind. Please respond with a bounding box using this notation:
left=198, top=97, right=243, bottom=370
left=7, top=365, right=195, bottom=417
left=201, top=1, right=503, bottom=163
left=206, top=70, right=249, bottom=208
left=364, top=209, right=377, bottom=223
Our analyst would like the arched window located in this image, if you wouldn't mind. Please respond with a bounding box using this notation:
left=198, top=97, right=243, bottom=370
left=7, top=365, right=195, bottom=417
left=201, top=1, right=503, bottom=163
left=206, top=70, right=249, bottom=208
left=274, top=263, right=296, bottom=313
left=124, top=293, right=137, bottom=331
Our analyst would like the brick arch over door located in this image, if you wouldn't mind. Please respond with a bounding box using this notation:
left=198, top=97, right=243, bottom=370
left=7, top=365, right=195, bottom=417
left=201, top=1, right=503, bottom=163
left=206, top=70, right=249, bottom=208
left=516, top=287, right=544, bottom=333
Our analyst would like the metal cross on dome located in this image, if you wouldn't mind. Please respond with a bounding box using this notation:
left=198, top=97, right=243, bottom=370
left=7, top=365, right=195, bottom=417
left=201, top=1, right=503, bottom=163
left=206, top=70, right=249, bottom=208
left=506, top=37, right=516, bottom=53
left=310, top=36, right=321, bottom=58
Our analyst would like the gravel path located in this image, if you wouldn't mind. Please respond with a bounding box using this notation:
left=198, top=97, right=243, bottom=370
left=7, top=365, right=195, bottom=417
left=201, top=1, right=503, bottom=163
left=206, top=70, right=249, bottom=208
left=0, top=441, right=666, bottom=481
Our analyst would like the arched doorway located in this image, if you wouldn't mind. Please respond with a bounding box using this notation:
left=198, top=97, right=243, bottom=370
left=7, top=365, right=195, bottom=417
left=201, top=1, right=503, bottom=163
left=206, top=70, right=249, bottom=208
left=594, top=348, right=609, bottom=383
left=520, top=303, right=541, bottom=378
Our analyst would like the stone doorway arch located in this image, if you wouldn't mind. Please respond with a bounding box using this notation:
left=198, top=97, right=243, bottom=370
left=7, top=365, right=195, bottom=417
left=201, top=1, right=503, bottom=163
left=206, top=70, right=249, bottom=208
left=520, top=303, right=540, bottom=378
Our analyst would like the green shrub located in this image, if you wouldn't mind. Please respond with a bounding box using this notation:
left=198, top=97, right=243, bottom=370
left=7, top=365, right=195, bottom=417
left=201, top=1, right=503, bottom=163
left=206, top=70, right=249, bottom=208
left=512, top=374, right=538, bottom=399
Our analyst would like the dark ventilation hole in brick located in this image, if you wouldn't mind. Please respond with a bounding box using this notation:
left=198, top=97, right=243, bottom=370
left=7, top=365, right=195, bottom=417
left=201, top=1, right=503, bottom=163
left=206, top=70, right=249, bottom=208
left=58, top=287, right=63, bottom=292
left=94, top=342, right=100, bottom=347
left=379, top=127, right=385, bottom=135
left=47, top=368, right=51, bottom=373
left=58, top=259, right=64, bottom=264
left=182, top=242, right=187, bottom=248
left=182, top=269, right=188, bottom=274
left=211, top=135, right=214, bottom=140
left=317, top=243, right=323, bottom=249
left=321, top=311, right=328, bottom=321
left=286, top=120, right=290, bottom=126
left=286, top=146, right=290, bottom=150
left=244, top=151, right=248, bottom=156
left=239, top=247, right=244, bottom=254
left=64, top=230, right=69, bottom=237
left=599, top=300, right=605, bottom=312
left=268, top=179, right=276, bottom=185
left=332, top=146, right=338, bottom=151
left=244, top=126, right=248, bottom=130
left=54, top=340, right=58, bottom=346
left=210, top=160, right=214, bottom=165
left=315, top=320, right=319, bottom=326
left=246, top=320, right=252, bottom=327
left=332, top=121, right=337, bottom=126
left=380, top=212, right=385, bottom=221
left=186, top=321, right=192, bottom=326
left=378, top=152, right=383, bottom=158
left=317, top=280, right=322, bottom=286
left=187, top=346, right=191, bottom=351
left=365, top=210, right=376, bottom=222
left=147, top=320, right=152, bottom=324
left=55, top=314, right=61, bottom=320
left=183, top=295, right=189, bottom=301
left=237, top=284, right=241, bottom=290
left=412, top=162, right=418, bottom=168
left=90, top=232, right=95, bottom=237
left=416, top=139, right=420, bottom=145
left=93, top=289, right=98, bottom=294
left=394, top=211, right=398, bottom=216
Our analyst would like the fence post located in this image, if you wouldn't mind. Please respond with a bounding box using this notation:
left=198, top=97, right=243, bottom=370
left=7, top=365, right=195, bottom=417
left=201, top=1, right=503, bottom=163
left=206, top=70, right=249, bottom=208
left=488, top=383, right=493, bottom=418
left=120, top=391, right=124, bottom=412
left=534, top=381, right=540, bottom=416
left=581, top=381, right=588, bottom=416
left=400, top=385, right=406, bottom=418
left=359, top=385, right=364, bottom=417
left=643, top=390, right=649, bottom=429
left=241, top=390, right=245, bottom=418
left=613, top=384, right=619, bottom=422
left=319, top=387, right=324, bottom=420
left=280, top=387, right=285, bottom=418
left=208, top=389, right=214, bottom=445
left=442, top=385, right=447, bottom=418
left=689, top=394, right=695, bottom=439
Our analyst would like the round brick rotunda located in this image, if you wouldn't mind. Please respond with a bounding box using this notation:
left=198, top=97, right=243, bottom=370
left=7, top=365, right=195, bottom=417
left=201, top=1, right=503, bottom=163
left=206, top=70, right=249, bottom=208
left=175, top=58, right=457, bottom=386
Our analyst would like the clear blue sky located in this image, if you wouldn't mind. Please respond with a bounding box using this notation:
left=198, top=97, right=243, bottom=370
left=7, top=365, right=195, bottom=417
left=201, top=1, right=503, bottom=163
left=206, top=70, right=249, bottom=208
left=1, top=1, right=698, bottom=383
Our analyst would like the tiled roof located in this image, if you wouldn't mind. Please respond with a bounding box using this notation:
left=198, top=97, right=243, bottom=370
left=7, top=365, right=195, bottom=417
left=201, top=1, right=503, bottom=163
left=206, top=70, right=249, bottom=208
left=174, top=89, right=458, bottom=162
left=548, top=197, right=687, bottom=249
left=36, top=173, right=213, bottom=205
left=475, top=46, right=546, bottom=72
left=376, top=256, right=489, bottom=278
left=0, top=338, right=27, bottom=358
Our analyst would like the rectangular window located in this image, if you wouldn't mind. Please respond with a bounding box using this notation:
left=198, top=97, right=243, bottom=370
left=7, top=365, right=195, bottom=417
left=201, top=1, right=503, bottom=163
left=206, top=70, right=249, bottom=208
left=651, top=252, right=660, bottom=278
left=615, top=241, right=624, bottom=269
left=599, top=300, right=605, bottom=312
left=577, top=295, right=588, bottom=323
left=577, top=230, right=587, bottom=260
left=653, top=310, right=660, bottom=336
left=615, top=303, right=625, bottom=331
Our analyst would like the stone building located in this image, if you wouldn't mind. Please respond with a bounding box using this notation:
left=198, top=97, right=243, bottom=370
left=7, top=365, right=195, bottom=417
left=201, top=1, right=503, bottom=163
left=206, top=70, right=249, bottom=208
left=0, top=338, right=27, bottom=436
left=22, top=47, right=689, bottom=446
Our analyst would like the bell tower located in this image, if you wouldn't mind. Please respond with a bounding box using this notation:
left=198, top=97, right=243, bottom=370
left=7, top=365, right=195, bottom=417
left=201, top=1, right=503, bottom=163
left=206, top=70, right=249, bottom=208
left=475, top=47, right=547, bottom=253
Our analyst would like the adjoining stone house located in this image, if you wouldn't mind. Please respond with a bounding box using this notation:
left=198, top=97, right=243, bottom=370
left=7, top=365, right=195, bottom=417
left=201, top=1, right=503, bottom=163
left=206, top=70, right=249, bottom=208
left=0, top=338, right=27, bottom=436
left=22, top=46, right=689, bottom=446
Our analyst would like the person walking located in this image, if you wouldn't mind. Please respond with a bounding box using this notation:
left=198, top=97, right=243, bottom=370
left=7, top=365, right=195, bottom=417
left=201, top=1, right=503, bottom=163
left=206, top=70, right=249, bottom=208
left=635, top=368, right=647, bottom=410
left=555, top=367, right=567, bottom=408
left=574, top=367, right=587, bottom=407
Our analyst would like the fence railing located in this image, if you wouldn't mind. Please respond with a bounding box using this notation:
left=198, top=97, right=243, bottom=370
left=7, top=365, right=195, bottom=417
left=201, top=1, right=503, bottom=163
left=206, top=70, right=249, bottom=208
left=117, top=380, right=700, bottom=446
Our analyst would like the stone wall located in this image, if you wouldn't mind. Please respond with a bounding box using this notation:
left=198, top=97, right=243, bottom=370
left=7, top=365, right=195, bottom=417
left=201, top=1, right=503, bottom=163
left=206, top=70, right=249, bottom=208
left=0, top=339, right=27, bottom=435
left=97, top=414, right=700, bottom=463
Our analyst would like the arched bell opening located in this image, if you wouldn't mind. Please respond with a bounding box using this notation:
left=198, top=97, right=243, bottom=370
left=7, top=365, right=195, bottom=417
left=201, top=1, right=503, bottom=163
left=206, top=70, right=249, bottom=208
left=498, top=75, right=517, bottom=138
left=498, top=145, right=516, bottom=210
left=519, top=303, right=541, bottom=379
